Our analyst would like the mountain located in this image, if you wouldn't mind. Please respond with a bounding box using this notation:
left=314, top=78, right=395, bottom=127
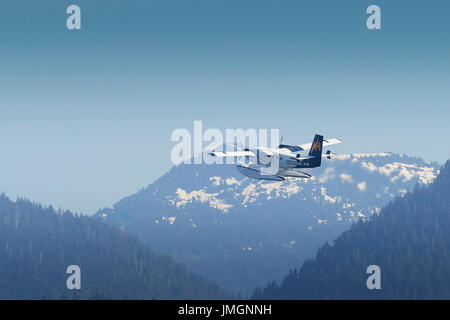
left=96, top=152, right=439, bottom=295
left=0, top=195, right=228, bottom=299
left=253, top=160, right=450, bottom=299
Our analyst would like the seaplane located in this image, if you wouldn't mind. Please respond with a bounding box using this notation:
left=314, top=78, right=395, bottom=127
left=209, top=134, right=342, bottom=181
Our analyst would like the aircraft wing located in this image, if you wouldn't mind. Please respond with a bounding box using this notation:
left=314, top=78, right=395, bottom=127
left=209, top=151, right=256, bottom=157
left=296, top=138, right=342, bottom=151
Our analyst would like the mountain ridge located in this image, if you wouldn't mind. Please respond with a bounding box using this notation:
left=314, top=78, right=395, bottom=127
left=96, top=152, right=440, bottom=295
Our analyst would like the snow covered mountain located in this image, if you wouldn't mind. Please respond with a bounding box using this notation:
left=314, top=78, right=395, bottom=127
left=96, top=152, right=439, bottom=295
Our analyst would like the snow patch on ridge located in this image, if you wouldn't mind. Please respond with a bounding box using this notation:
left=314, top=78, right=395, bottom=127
left=339, top=173, right=353, bottom=183
left=320, top=187, right=341, bottom=204
left=171, top=188, right=233, bottom=213
left=352, top=152, right=392, bottom=158
left=357, top=182, right=367, bottom=191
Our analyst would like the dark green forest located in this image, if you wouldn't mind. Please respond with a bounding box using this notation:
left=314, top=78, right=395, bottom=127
left=0, top=195, right=228, bottom=299
left=253, top=161, right=450, bottom=299
left=2, top=160, right=449, bottom=300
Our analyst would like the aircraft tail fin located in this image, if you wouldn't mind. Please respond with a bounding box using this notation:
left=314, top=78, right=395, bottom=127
left=308, top=134, right=323, bottom=166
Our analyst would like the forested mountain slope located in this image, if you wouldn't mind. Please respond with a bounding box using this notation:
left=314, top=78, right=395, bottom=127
left=0, top=195, right=227, bottom=299
left=253, top=161, right=450, bottom=299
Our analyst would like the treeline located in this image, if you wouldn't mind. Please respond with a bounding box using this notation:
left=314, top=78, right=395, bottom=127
left=253, top=161, right=450, bottom=299
left=0, top=195, right=228, bottom=299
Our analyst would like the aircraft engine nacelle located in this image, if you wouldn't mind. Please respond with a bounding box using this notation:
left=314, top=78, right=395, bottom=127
left=256, top=150, right=272, bottom=166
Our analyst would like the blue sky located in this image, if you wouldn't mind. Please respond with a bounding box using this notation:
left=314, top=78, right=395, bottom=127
left=0, top=0, right=449, bottom=213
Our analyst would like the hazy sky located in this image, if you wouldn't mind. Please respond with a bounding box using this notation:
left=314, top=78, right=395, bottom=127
left=1, top=0, right=449, bottom=213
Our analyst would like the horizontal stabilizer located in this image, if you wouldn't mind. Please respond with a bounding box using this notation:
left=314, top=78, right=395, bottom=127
left=296, top=137, right=342, bottom=151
